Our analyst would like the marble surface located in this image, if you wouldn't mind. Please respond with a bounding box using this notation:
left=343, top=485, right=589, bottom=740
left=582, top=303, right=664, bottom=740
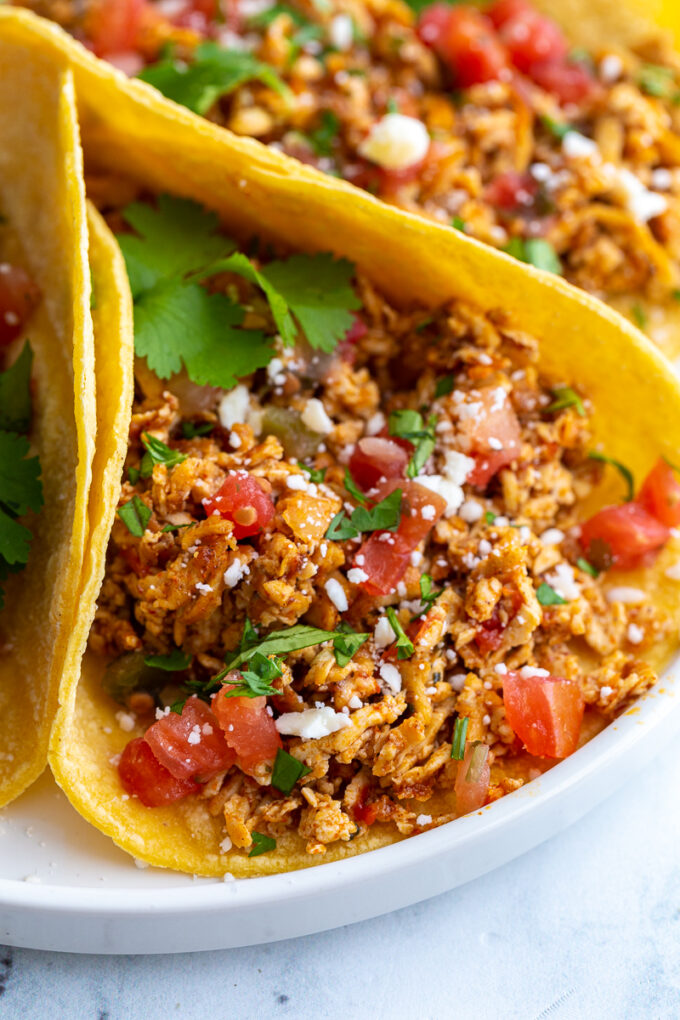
left=1, top=738, right=678, bottom=1020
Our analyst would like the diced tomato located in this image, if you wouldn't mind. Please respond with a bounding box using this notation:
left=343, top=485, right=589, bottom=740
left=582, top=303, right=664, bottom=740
left=455, top=741, right=491, bottom=813
left=212, top=679, right=282, bottom=770
left=379, top=157, right=428, bottom=196
left=527, top=59, right=596, bottom=105
left=87, top=0, right=147, bottom=57
left=637, top=458, right=680, bottom=528
left=349, top=438, right=410, bottom=491
left=456, top=386, right=521, bottom=487
left=486, top=0, right=531, bottom=29
left=118, top=737, right=197, bottom=807
left=353, top=480, right=446, bottom=595
left=203, top=471, right=275, bottom=540
left=344, top=316, right=368, bottom=346
left=579, top=502, right=669, bottom=571
left=474, top=607, right=505, bottom=655
left=0, top=263, right=40, bottom=348
left=419, top=6, right=510, bottom=87
left=485, top=171, right=538, bottom=212
left=496, top=9, right=567, bottom=73
left=144, top=696, right=236, bottom=781
left=503, top=670, right=585, bottom=758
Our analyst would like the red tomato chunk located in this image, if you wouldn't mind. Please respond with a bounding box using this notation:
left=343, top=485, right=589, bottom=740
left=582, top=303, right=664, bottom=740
left=118, top=737, right=197, bottom=807
left=454, top=741, right=491, bottom=813
left=457, top=386, right=522, bottom=487
left=580, top=502, right=669, bottom=571
left=528, top=59, right=596, bottom=105
left=494, top=6, right=567, bottom=73
left=503, top=670, right=585, bottom=758
left=349, top=437, right=410, bottom=491
left=212, top=679, right=282, bottom=769
left=485, top=171, right=538, bottom=212
left=638, top=458, right=680, bottom=528
left=0, top=263, right=40, bottom=347
left=203, top=470, right=275, bottom=540
left=144, top=696, right=236, bottom=781
left=88, top=0, right=147, bottom=57
left=419, top=6, right=510, bottom=87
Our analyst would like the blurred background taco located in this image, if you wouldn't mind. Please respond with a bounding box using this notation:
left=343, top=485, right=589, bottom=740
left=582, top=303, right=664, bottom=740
left=6, top=0, right=680, bottom=354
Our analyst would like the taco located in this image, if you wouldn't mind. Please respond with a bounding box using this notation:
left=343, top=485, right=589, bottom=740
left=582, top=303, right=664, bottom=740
left=15, top=53, right=674, bottom=876
left=7, top=0, right=680, bottom=355
left=0, top=42, right=97, bottom=806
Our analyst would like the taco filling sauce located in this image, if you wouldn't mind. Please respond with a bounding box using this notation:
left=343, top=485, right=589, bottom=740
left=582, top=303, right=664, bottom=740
left=17, top=0, right=680, bottom=339
left=83, top=189, right=676, bottom=860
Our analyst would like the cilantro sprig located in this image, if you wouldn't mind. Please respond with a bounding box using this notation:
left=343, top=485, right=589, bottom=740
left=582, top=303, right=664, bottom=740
left=385, top=607, right=414, bottom=659
left=325, top=488, right=403, bottom=541
left=547, top=386, right=585, bottom=417
left=140, top=433, right=188, bottom=478
left=0, top=342, right=33, bottom=432
left=0, top=429, right=43, bottom=608
left=332, top=622, right=369, bottom=667
left=536, top=582, right=566, bottom=606
left=451, top=716, right=469, bottom=760
left=271, top=748, right=311, bottom=795
left=144, top=649, right=193, bottom=671
left=504, top=237, right=563, bottom=276
left=249, top=832, right=277, bottom=857
left=588, top=451, right=634, bottom=502
left=414, top=573, right=440, bottom=618
left=118, top=495, right=151, bottom=537
left=388, top=409, right=437, bottom=478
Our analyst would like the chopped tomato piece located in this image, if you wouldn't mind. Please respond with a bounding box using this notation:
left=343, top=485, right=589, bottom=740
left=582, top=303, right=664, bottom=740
left=637, top=458, right=680, bottom=528
left=486, top=0, right=531, bottom=28
left=503, top=670, right=584, bottom=758
left=87, top=0, right=147, bottom=57
left=0, top=263, right=40, bottom=348
left=203, top=471, right=275, bottom=540
left=349, top=438, right=410, bottom=491
left=454, top=742, right=491, bottom=814
left=379, top=157, right=428, bottom=196
left=344, top=316, right=368, bottom=345
left=474, top=607, right=505, bottom=655
left=212, top=679, right=282, bottom=769
left=579, top=502, right=669, bottom=571
left=456, top=386, right=521, bottom=487
left=485, top=171, right=538, bottom=212
left=118, top=737, right=197, bottom=807
left=420, top=6, right=510, bottom=87
left=496, top=8, right=567, bottom=73
left=144, top=696, right=236, bottom=781
left=528, top=59, right=596, bottom=105
left=392, top=480, right=447, bottom=547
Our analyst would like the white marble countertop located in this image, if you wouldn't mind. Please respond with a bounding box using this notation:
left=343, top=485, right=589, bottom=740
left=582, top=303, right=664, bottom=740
left=1, top=737, right=678, bottom=1019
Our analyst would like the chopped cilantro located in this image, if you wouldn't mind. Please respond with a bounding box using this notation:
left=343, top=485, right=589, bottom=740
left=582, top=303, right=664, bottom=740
left=138, top=42, right=289, bottom=115
left=504, top=237, right=563, bottom=275
left=434, top=375, right=454, bottom=398
left=631, top=303, right=648, bottom=330
left=415, top=573, right=440, bottom=617
left=248, top=3, right=309, bottom=27
left=117, top=495, right=151, bottom=537
left=223, top=659, right=282, bottom=698
left=588, top=451, right=634, bottom=502
left=344, top=468, right=367, bottom=506
left=484, top=511, right=496, bottom=525
left=271, top=748, right=311, bottom=795
left=128, top=466, right=140, bottom=485
left=540, top=115, right=571, bottom=140
left=144, top=649, right=193, bottom=671
left=325, top=511, right=361, bottom=541
left=385, top=607, right=414, bottom=659
left=181, top=421, right=214, bottom=439
left=332, top=623, right=369, bottom=667
left=224, top=621, right=339, bottom=673
left=326, top=488, right=403, bottom=540
left=0, top=342, right=33, bottom=432
left=140, top=433, right=188, bottom=478
left=576, top=556, right=599, bottom=578
left=388, top=409, right=437, bottom=478
left=536, top=582, right=566, bottom=606
left=306, top=110, right=340, bottom=156
left=451, top=216, right=466, bottom=232
left=637, top=63, right=675, bottom=98
left=249, top=831, right=277, bottom=857
left=451, top=715, right=469, bottom=760
left=160, top=522, right=193, bottom=533
left=302, top=465, right=327, bottom=484
left=547, top=386, right=585, bottom=417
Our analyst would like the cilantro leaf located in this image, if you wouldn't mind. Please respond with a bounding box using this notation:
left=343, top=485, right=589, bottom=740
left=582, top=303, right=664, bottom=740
left=181, top=421, right=214, bottom=439
left=140, top=433, right=188, bottom=478
left=536, top=582, right=566, bottom=606
left=201, top=251, right=297, bottom=347
left=138, top=42, right=289, bottom=116
left=271, top=748, right=311, bottom=795
left=249, top=831, right=277, bottom=857
left=388, top=409, right=437, bottom=478
left=547, top=386, right=585, bottom=417
left=117, top=495, right=151, bottom=537
left=540, top=115, right=571, bottom=140
left=385, top=607, right=414, bottom=659
left=504, top=237, right=563, bottom=275
left=0, top=343, right=33, bottom=432
left=306, top=111, right=340, bottom=157
left=415, top=573, right=440, bottom=617
left=451, top=715, right=469, bottom=760
left=325, top=511, right=359, bottom=541
left=0, top=431, right=43, bottom=517
left=261, top=254, right=361, bottom=353
left=225, top=622, right=340, bottom=672
left=588, top=451, right=634, bottom=502
left=434, top=375, right=454, bottom=398
left=576, top=556, right=599, bottom=578
left=303, top=465, right=326, bottom=484
left=344, top=468, right=367, bottom=506
left=350, top=488, right=403, bottom=533
left=0, top=509, right=33, bottom=568
left=144, top=649, right=193, bottom=671
left=332, top=623, right=369, bottom=667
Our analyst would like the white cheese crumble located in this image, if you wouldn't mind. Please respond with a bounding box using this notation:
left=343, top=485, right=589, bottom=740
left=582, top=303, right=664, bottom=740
left=605, top=586, right=648, bottom=604
left=358, top=113, right=430, bottom=171
left=614, top=167, right=667, bottom=223
left=417, top=474, right=464, bottom=517
left=218, top=384, right=249, bottom=430
left=519, top=666, right=550, bottom=678
left=374, top=615, right=397, bottom=649
left=562, top=131, right=599, bottom=160
left=599, top=54, right=622, bottom=82
left=347, top=567, right=369, bottom=584
left=442, top=450, right=475, bottom=486
left=275, top=706, right=351, bottom=739
left=487, top=437, right=503, bottom=451
left=187, top=725, right=202, bottom=746
left=600, top=685, right=614, bottom=699
left=379, top=662, right=402, bottom=694
left=664, top=561, right=680, bottom=580
left=415, top=814, right=432, bottom=826
left=627, top=623, right=644, bottom=645
left=365, top=411, right=386, bottom=435
left=195, top=581, right=213, bottom=594
left=545, top=563, right=580, bottom=601
left=459, top=498, right=484, bottom=523
left=421, top=503, right=436, bottom=521
left=450, top=673, right=467, bottom=692
left=228, top=430, right=241, bottom=449
left=494, top=663, right=508, bottom=675
left=651, top=168, right=673, bottom=191
left=223, top=559, right=248, bottom=588
left=324, top=578, right=348, bottom=612
left=540, top=528, right=565, bottom=545
left=115, top=710, right=136, bottom=733
left=329, top=13, right=353, bottom=50
left=348, top=695, right=363, bottom=710
left=301, top=397, right=334, bottom=435
left=286, top=474, right=308, bottom=491
left=219, top=836, right=233, bottom=853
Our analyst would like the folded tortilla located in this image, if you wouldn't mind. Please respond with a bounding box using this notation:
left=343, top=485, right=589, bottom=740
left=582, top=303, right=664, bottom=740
left=0, top=15, right=668, bottom=875
left=0, top=43, right=95, bottom=806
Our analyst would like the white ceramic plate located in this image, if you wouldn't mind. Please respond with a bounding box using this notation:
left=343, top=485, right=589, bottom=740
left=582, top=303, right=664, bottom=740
left=0, top=668, right=678, bottom=955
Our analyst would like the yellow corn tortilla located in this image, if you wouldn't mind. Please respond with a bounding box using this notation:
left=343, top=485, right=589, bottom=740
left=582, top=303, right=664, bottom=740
left=0, top=14, right=669, bottom=875
left=0, top=46, right=96, bottom=806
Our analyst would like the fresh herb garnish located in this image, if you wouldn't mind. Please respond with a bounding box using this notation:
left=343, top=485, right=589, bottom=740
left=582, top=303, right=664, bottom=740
left=588, top=451, right=634, bottom=502
left=540, top=115, right=571, bottom=140
left=249, top=831, right=277, bottom=857
left=140, top=432, right=188, bottom=478
left=536, top=582, right=567, bottom=606
left=271, top=748, right=311, bottom=795
left=451, top=715, right=469, bottom=760
left=223, top=655, right=283, bottom=698
left=547, top=385, right=585, bottom=417
left=138, top=42, right=289, bottom=115
left=225, top=621, right=339, bottom=672
left=160, top=521, right=194, bottom=533
left=504, top=237, right=563, bottom=275
left=415, top=573, right=440, bottom=617
left=386, top=607, right=414, bottom=659
left=302, top=465, right=327, bottom=484
left=181, top=421, right=214, bottom=439
left=0, top=431, right=43, bottom=608
left=306, top=110, right=340, bottom=156
left=435, top=375, right=454, bottom=398
left=128, top=466, right=140, bottom=485
left=332, top=622, right=369, bottom=667
left=388, top=409, right=437, bottom=478
left=451, top=216, right=465, bottom=232
left=0, top=342, right=33, bottom=432
left=117, top=495, right=151, bottom=537
left=631, top=303, right=648, bottom=330
left=576, top=556, right=599, bottom=578
left=637, top=63, right=675, bottom=98
left=344, top=468, right=367, bottom=506
left=485, top=511, right=496, bottom=525
left=144, top=649, right=193, bottom=671
left=325, top=488, right=403, bottom=540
